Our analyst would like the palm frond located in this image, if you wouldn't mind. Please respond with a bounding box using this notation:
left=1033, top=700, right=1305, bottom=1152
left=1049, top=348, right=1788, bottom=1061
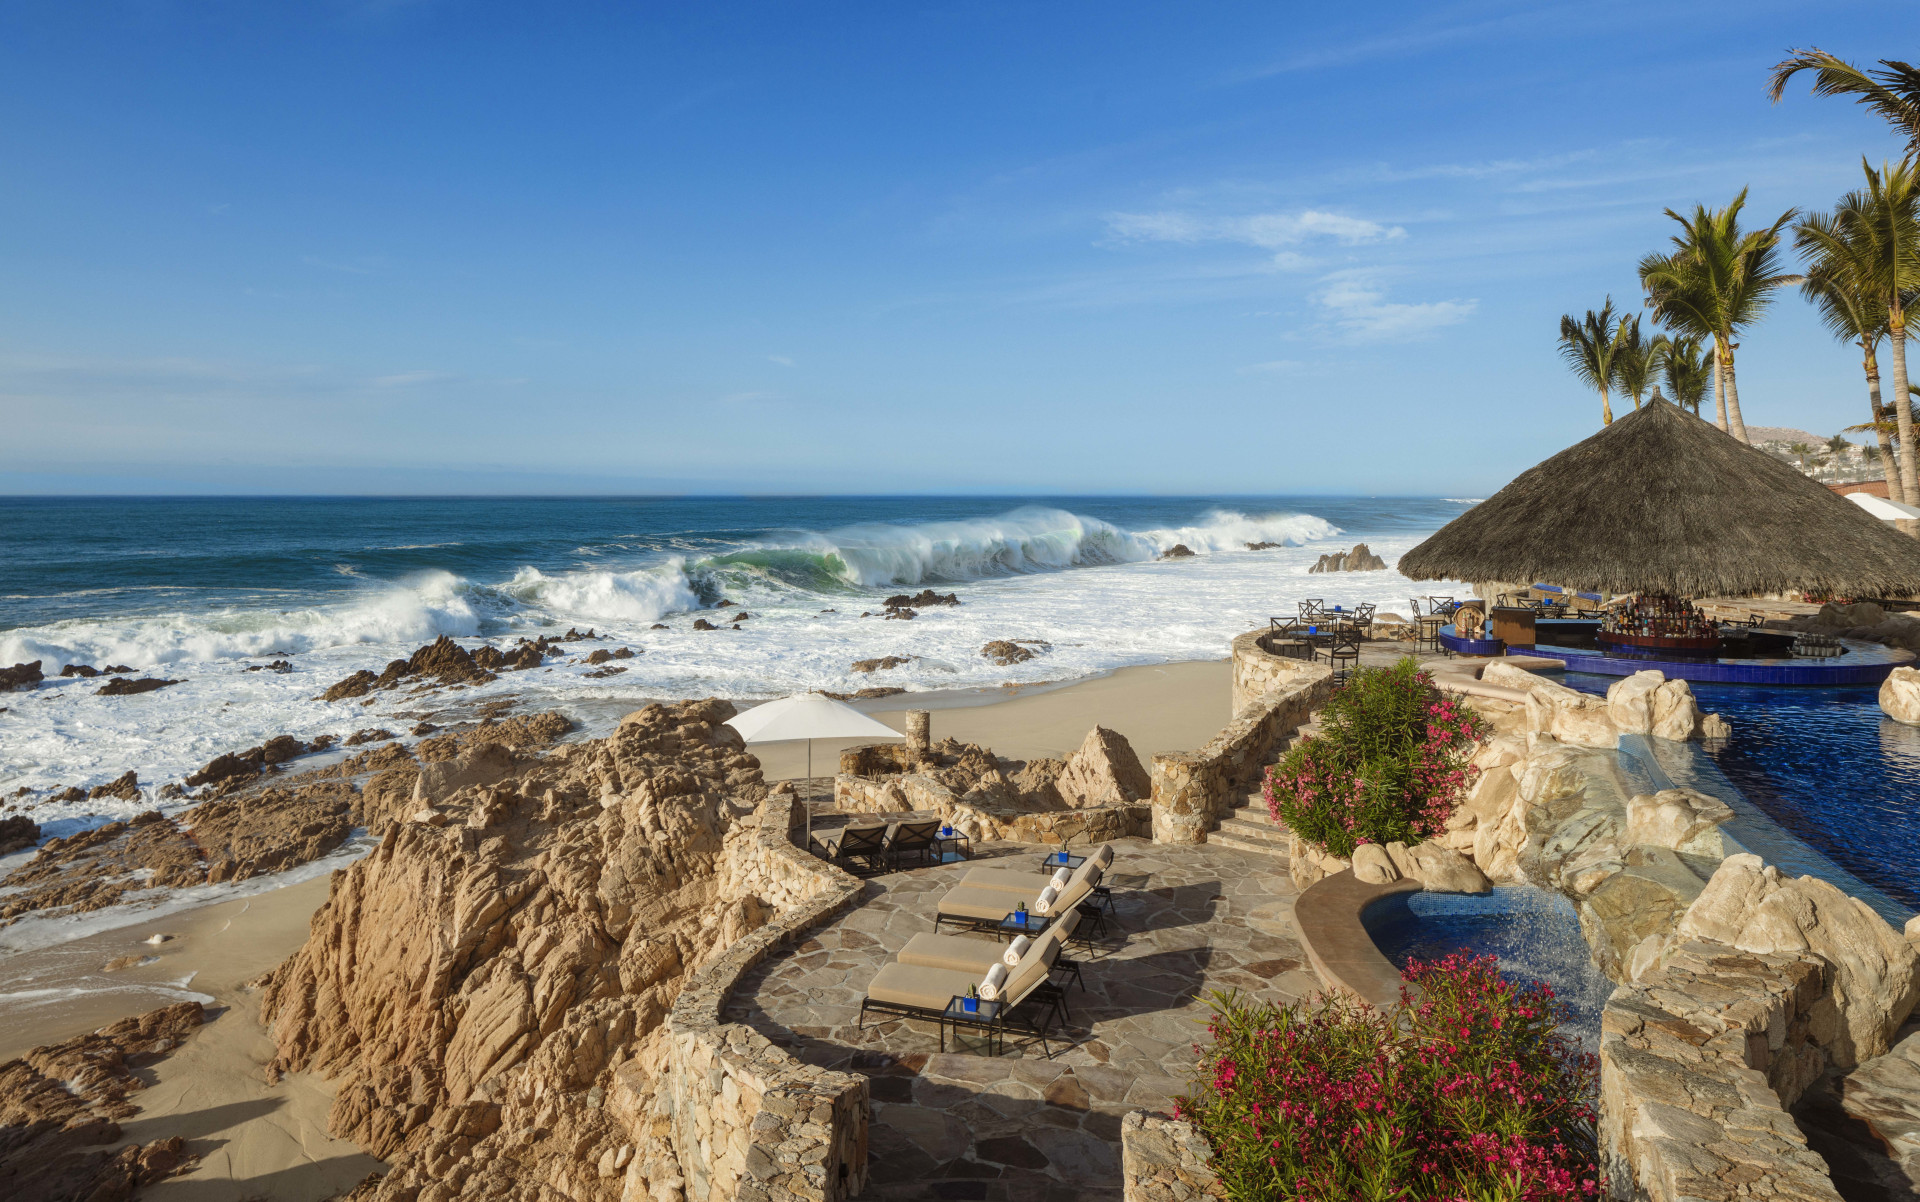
left=1769, top=48, right=1920, bottom=154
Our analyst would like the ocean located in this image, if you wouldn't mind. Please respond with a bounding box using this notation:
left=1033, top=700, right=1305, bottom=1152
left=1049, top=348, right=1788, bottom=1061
left=0, top=494, right=1473, bottom=829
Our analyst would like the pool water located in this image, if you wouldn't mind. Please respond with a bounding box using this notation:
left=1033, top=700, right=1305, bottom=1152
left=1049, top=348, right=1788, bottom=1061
left=1362, top=886, right=1614, bottom=1053
left=1566, top=674, right=1920, bottom=913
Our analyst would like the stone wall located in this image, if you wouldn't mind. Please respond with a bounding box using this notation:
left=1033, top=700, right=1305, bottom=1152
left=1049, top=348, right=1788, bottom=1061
left=832, top=770, right=1147, bottom=845
left=661, top=791, right=870, bottom=1201
left=1153, top=634, right=1331, bottom=844
left=1120, top=1111, right=1221, bottom=1202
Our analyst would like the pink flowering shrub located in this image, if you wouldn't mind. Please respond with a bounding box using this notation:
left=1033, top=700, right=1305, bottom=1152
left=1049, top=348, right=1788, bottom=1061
left=1265, top=657, right=1485, bottom=858
left=1176, top=954, right=1598, bottom=1201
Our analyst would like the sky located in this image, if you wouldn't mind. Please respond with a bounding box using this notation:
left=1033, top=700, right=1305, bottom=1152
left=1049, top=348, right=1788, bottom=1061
left=2, top=1, right=1917, bottom=496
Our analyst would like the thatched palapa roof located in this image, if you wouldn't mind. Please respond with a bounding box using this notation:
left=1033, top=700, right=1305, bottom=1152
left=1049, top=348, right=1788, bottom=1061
left=1398, top=399, right=1920, bottom=598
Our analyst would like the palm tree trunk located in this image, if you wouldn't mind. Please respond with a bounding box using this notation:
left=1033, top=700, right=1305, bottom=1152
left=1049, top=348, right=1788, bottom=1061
left=1601, top=387, right=1613, bottom=426
left=1866, top=346, right=1898, bottom=494
left=1889, top=306, right=1920, bottom=509
left=1721, top=339, right=1750, bottom=444
left=1711, top=342, right=1728, bottom=431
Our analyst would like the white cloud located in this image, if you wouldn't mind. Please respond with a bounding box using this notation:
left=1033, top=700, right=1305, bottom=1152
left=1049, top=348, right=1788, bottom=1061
left=1106, top=209, right=1404, bottom=250
left=1315, top=272, right=1476, bottom=339
left=767, top=354, right=795, bottom=367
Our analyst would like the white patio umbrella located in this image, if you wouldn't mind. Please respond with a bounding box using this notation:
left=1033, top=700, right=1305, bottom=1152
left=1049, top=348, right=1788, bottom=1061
left=1845, top=491, right=1920, bottom=522
left=725, top=694, right=904, bottom=842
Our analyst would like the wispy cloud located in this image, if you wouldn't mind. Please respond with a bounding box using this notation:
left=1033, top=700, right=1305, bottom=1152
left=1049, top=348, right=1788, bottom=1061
left=1107, top=209, right=1404, bottom=249
left=767, top=354, right=795, bottom=367
left=372, top=370, right=455, bottom=388
left=1315, top=271, right=1476, bottom=339
left=1231, top=3, right=1588, bottom=79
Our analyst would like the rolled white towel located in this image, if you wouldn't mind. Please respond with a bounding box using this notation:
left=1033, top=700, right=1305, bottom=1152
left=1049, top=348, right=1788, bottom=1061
left=978, top=962, right=1009, bottom=1001
left=1050, top=867, right=1071, bottom=889
left=1003, top=935, right=1030, bottom=967
left=1032, top=885, right=1059, bottom=915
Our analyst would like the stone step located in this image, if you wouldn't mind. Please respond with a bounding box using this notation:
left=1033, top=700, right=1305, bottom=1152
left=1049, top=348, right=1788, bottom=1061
left=1224, top=807, right=1285, bottom=832
left=1209, top=830, right=1290, bottom=858
left=1216, top=816, right=1290, bottom=846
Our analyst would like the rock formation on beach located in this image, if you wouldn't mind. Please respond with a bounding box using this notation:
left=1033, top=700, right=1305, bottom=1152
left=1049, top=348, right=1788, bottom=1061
left=884, top=589, right=959, bottom=608
left=1161, top=544, right=1194, bottom=558
left=1307, top=543, right=1386, bottom=573
left=851, top=655, right=911, bottom=673
left=0, top=815, right=39, bottom=855
left=981, top=640, right=1037, bottom=665
left=1, top=661, right=43, bottom=690
left=260, top=698, right=772, bottom=1202
left=0, top=1002, right=205, bottom=1198
left=96, top=676, right=183, bottom=696
left=321, top=635, right=500, bottom=701
left=1054, top=725, right=1152, bottom=809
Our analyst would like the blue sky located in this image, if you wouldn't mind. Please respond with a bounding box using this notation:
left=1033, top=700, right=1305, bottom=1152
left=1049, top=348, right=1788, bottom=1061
left=2, top=1, right=1915, bottom=495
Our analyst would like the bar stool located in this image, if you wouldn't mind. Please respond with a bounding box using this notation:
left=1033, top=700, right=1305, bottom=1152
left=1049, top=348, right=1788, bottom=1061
left=1410, top=598, right=1445, bottom=652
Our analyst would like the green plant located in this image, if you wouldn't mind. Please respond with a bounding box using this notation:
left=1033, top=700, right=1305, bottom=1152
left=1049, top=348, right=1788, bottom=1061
left=1556, top=299, right=1629, bottom=426
left=1177, top=955, right=1598, bottom=1201
left=1264, top=658, right=1485, bottom=858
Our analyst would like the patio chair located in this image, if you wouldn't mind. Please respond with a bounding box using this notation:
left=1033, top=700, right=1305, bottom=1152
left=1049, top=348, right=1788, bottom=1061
left=1410, top=599, right=1445, bottom=652
left=816, top=823, right=890, bottom=876
left=897, top=909, right=1086, bottom=1000
left=1352, top=602, right=1377, bottom=639
left=961, top=842, right=1113, bottom=894
left=1325, top=628, right=1361, bottom=679
left=858, top=932, right=1069, bottom=1055
left=1299, top=599, right=1326, bottom=622
left=885, top=819, right=943, bottom=870
left=934, top=868, right=1098, bottom=936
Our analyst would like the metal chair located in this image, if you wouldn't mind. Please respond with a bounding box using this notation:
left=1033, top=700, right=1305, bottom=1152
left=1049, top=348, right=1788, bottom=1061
left=1325, top=628, right=1361, bottom=679
left=886, top=820, right=943, bottom=870
left=819, top=823, right=890, bottom=876
left=1353, top=602, right=1377, bottom=640
left=1410, top=599, right=1445, bottom=652
left=1299, top=599, right=1326, bottom=622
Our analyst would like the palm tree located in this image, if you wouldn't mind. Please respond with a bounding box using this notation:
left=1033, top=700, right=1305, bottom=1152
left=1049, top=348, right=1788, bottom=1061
left=1769, top=49, right=1920, bottom=155
left=1638, top=190, right=1798, bottom=444
left=1658, top=334, right=1712, bottom=418
left=1796, top=202, right=1907, bottom=500
left=1798, top=161, right=1920, bottom=507
left=1558, top=299, right=1629, bottom=425
left=1609, top=315, right=1657, bottom=412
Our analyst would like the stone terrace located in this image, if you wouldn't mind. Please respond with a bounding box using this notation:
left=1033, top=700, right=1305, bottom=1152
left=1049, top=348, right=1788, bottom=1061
left=727, top=837, right=1320, bottom=1201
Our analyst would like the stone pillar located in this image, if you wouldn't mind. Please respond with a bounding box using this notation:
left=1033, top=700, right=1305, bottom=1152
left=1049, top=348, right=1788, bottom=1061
left=905, top=710, right=931, bottom=765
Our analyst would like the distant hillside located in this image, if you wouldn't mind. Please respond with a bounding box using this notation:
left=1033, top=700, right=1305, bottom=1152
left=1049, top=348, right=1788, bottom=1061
left=1745, top=426, right=1827, bottom=446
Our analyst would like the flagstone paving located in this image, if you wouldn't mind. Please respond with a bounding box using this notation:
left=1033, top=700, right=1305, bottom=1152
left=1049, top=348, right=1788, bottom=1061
left=727, top=837, right=1323, bottom=1201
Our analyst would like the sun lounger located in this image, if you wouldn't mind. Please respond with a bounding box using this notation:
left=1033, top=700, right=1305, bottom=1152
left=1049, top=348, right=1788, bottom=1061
left=897, top=910, right=1084, bottom=995
left=964, top=844, right=1113, bottom=894
left=813, top=823, right=890, bottom=876
left=885, top=819, right=943, bottom=870
left=934, top=870, right=1096, bottom=936
left=860, top=927, right=1068, bottom=1054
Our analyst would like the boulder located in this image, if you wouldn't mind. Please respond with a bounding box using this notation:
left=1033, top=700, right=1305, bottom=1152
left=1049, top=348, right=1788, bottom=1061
left=1882, top=666, right=1920, bottom=726
left=1700, top=712, right=1732, bottom=739
left=1055, top=726, right=1151, bottom=809
left=1161, top=544, right=1195, bottom=558
left=0, top=815, right=39, bottom=855
left=1399, top=840, right=1491, bottom=893
left=851, top=656, right=911, bottom=673
left=1605, top=670, right=1665, bottom=735
left=1650, top=678, right=1702, bottom=741
left=1673, top=853, right=1920, bottom=1066
left=1308, top=543, right=1388, bottom=573
left=1579, top=846, right=1712, bottom=979
left=1625, top=788, right=1735, bottom=856
left=1351, top=842, right=1400, bottom=884
left=1481, top=659, right=1547, bottom=692
left=0, top=661, right=43, bottom=691
left=1521, top=679, right=1618, bottom=748
left=88, top=771, right=142, bottom=802
left=1819, top=601, right=1887, bottom=629
left=981, top=640, right=1035, bottom=666
left=96, top=677, right=182, bottom=697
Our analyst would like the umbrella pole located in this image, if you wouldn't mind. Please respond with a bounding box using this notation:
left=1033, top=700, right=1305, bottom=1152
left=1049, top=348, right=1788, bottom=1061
left=805, top=739, right=813, bottom=847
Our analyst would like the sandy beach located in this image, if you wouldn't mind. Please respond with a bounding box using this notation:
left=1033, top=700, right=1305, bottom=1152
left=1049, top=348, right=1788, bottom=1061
left=0, top=656, right=1234, bottom=1198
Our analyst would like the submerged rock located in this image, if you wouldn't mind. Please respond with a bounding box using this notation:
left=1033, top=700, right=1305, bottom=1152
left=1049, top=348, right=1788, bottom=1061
left=96, top=676, right=181, bottom=697
left=981, top=640, right=1034, bottom=666
left=851, top=655, right=911, bottom=673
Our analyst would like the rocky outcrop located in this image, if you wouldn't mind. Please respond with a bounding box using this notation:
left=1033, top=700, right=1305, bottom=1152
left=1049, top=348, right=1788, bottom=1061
left=0, top=815, right=38, bottom=855
left=320, top=635, right=499, bottom=701
left=1056, top=726, right=1152, bottom=809
left=0, top=661, right=42, bottom=691
left=982, top=640, right=1035, bottom=666
left=883, top=590, right=959, bottom=608
left=184, top=734, right=315, bottom=790
left=261, top=698, right=785, bottom=1202
left=1307, top=543, right=1387, bottom=573
left=96, top=676, right=181, bottom=696
left=851, top=655, right=911, bottom=673
left=88, top=770, right=142, bottom=802
left=1160, top=544, right=1194, bottom=558
left=1480, top=659, right=1718, bottom=745
left=1385, top=839, right=1492, bottom=893
left=60, top=663, right=100, bottom=677
left=0, top=1002, right=204, bottom=1199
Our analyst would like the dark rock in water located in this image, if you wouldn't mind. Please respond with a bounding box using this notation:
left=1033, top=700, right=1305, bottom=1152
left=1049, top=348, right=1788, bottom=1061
left=852, top=656, right=912, bottom=673
left=584, top=665, right=627, bottom=678
left=102, top=665, right=133, bottom=674
left=982, top=640, right=1036, bottom=666
left=1246, top=541, right=1283, bottom=551
left=0, top=815, right=40, bottom=855
left=344, top=728, right=395, bottom=746
left=244, top=660, right=294, bottom=674
left=412, top=722, right=438, bottom=736
left=1161, top=544, right=1195, bottom=558
left=157, top=783, right=186, bottom=800
left=320, top=635, right=497, bottom=701
left=884, top=590, right=959, bottom=608
left=650, top=623, right=669, bottom=630
left=60, top=664, right=100, bottom=678
left=732, top=612, right=751, bottom=621
left=585, top=649, right=614, bottom=665
left=820, top=687, right=907, bottom=700
left=711, top=598, right=736, bottom=608
left=612, top=646, right=635, bottom=659
left=97, top=677, right=181, bottom=697
left=88, top=771, right=142, bottom=802
left=1308, top=542, right=1387, bottom=573
left=309, top=733, right=337, bottom=752
left=562, top=627, right=597, bottom=640
left=1, top=661, right=44, bottom=691
left=884, top=608, right=916, bottom=621
left=51, top=786, right=86, bottom=803
left=321, top=669, right=380, bottom=701
left=692, top=619, right=719, bottom=631
left=183, top=735, right=310, bottom=789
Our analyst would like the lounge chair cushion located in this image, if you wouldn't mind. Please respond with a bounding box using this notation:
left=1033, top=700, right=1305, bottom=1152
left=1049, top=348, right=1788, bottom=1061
left=961, top=861, right=1104, bottom=897
left=998, top=932, right=1062, bottom=1006
left=898, top=931, right=1007, bottom=974
left=937, top=885, right=1036, bottom=923
left=866, top=962, right=982, bottom=1012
